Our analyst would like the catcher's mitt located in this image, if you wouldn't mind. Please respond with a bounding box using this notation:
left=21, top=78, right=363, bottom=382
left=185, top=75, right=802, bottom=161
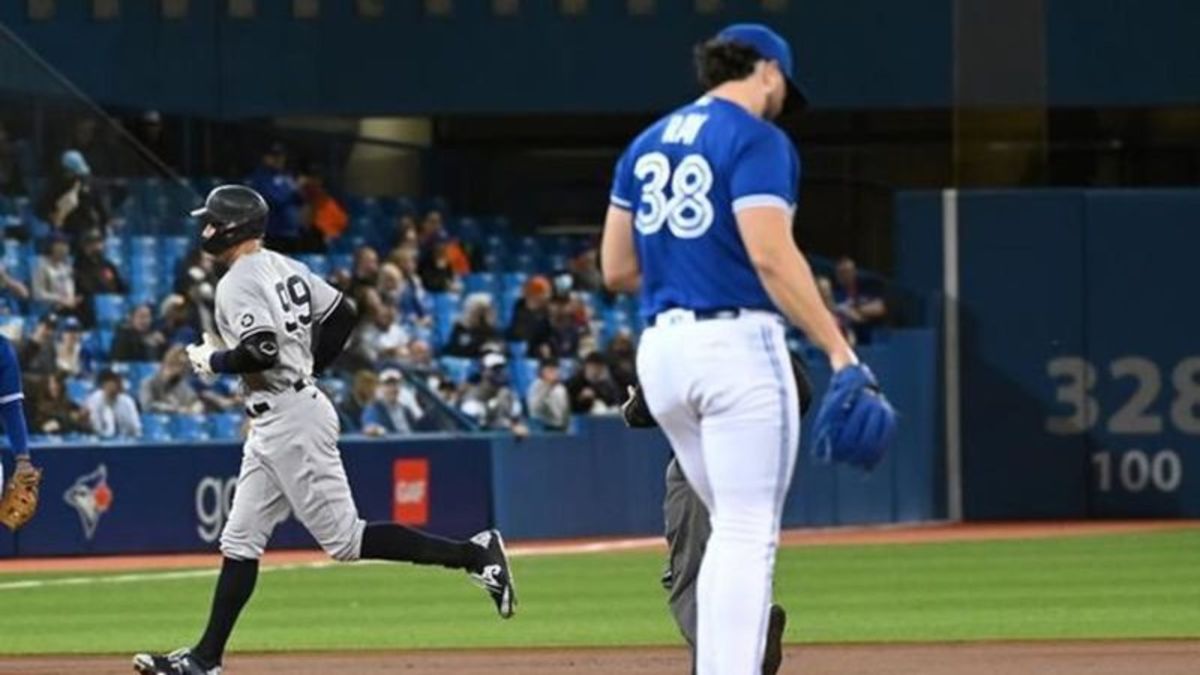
left=0, top=455, right=42, bottom=530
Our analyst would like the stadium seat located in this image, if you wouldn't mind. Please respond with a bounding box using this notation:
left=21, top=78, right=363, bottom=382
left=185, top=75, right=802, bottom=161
left=506, top=341, right=527, bottom=361
left=296, top=254, right=330, bottom=279
left=455, top=217, right=482, bottom=245
left=513, top=253, right=537, bottom=273
left=512, top=358, right=538, bottom=397
left=500, top=272, right=528, bottom=295
left=91, top=328, right=115, bottom=355
left=329, top=253, right=354, bottom=274
left=124, top=361, right=159, bottom=392
left=320, top=377, right=348, bottom=404
left=463, top=272, right=498, bottom=297
left=499, top=286, right=523, bottom=326
left=141, top=413, right=173, bottom=442
left=209, top=412, right=245, bottom=441
left=558, top=358, right=579, bottom=379
left=439, top=356, right=475, bottom=385
left=65, top=378, right=92, bottom=405
left=103, top=236, right=126, bottom=267
left=93, top=294, right=127, bottom=328
left=170, top=414, right=211, bottom=441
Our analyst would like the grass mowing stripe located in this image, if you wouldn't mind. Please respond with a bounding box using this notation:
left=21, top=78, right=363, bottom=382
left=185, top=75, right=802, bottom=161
left=0, top=530, right=1195, bottom=654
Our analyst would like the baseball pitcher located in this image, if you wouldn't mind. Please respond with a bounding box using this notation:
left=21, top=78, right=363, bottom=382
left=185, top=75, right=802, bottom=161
left=602, top=24, right=896, bottom=675
left=133, top=186, right=516, bottom=675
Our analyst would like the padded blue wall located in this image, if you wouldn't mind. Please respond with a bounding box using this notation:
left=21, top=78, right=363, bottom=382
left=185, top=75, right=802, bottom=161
left=895, top=188, right=1200, bottom=519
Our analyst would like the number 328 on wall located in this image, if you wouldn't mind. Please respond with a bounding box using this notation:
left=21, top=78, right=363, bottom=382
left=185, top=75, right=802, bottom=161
left=1046, top=356, right=1200, bottom=435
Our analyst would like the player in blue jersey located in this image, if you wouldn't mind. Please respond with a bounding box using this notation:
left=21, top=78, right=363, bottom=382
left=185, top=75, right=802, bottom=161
left=603, top=24, right=891, bottom=674
left=0, top=334, right=41, bottom=530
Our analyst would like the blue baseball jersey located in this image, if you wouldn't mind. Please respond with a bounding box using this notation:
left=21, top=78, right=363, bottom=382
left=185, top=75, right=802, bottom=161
left=610, top=96, right=801, bottom=320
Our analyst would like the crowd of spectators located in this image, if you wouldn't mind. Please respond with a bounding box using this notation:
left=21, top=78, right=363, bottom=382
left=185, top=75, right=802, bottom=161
left=0, top=118, right=892, bottom=444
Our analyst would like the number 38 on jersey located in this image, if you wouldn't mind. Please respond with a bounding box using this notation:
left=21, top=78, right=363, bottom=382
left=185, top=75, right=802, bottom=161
left=633, top=152, right=715, bottom=239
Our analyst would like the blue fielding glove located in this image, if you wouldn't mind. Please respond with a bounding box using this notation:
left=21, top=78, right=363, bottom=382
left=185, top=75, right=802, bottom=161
left=811, top=364, right=897, bottom=470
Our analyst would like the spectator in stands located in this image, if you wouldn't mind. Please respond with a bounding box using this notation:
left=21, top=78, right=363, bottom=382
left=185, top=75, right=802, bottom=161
left=139, top=345, right=203, bottom=415
left=84, top=370, right=142, bottom=439
left=395, top=214, right=420, bottom=249
left=606, top=330, right=638, bottom=391
left=831, top=256, right=887, bottom=345
left=73, top=229, right=126, bottom=327
left=507, top=275, right=552, bottom=344
left=19, top=314, right=60, bottom=375
left=159, top=294, right=199, bottom=347
left=566, top=352, right=622, bottom=414
left=32, top=236, right=79, bottom=315
left=535, top=296, right=584, bottom=360
left=129, top=110, right=176, bottom=173
left=0, top=121, right=24, bottom=195
left=349, top=245, right=381, bottom=314
left=110, top=304, right=167, bottom=362
left=460, top=353, right=527, bottom=436
left=406, top=338, right=435, bottom=371
left=444, top=293, right=502, bottom=358
left=390, top=247, right=429, bottom=324
left=297, top=166, right=347, bottom=252
left=247, top=142, right=304, bottom=252
left=362, top=369, right=424, bottom=436
left=418, top=240, right=462, bottom=293
left=375, top=262, right=404, bottom=312
left=174, top=248, right=218, bottom=334
left=567, top=243, right=603, bottom=293
left=338, top=370, right=379, bottom=433
left=418, top=209, right=471, bottom=277
left=36, top=150, right=108, bottom=241
left=526, top=358, right=570, bottom=432
left=54, top=316, right=89, bottom=378
left=354, top=303, right=409, bottom=365
left=27, top=372, right=89, bottom=435
left=0, top=262, right=30, bottom=316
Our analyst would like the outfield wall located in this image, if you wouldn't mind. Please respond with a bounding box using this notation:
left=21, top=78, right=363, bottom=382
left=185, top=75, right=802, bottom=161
left=895, top=189, right=1200, bottom=520
left=0, top=332, right=937, bottom=557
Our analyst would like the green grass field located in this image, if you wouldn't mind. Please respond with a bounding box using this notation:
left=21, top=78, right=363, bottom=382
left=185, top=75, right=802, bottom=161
left=0, top=530, right=1197, bottom=654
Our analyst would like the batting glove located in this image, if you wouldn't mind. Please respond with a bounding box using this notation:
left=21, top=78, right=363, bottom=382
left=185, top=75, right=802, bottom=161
left=185, top=333, right=222, bottom=377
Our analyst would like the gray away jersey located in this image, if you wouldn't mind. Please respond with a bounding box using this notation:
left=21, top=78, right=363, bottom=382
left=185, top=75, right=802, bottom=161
left=214, top=249, right=342, bottom=393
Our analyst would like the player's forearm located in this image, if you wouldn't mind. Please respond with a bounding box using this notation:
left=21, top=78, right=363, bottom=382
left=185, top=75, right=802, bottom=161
left=211, top=332, right=279, bottom=374
left=312, top=296, right=356, bottom=375
left=0, top=398, right=29, bottom=457
left=755, top=250, right=856, bottom=370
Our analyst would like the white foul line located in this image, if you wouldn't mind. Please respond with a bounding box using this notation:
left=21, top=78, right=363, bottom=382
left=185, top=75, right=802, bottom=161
left=0, top=536, right=665, bottom=592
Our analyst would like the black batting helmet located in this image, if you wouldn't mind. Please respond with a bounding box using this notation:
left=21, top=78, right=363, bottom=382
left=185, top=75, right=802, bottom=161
left=190, top=184, right=269, bottom=255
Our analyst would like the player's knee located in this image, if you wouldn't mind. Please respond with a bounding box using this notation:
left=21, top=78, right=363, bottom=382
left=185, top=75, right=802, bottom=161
left=219, top=531, right=266, bottom=561
left=324, top=519, right=366, bottom=562
left=710, top=511, right=776, bottom=546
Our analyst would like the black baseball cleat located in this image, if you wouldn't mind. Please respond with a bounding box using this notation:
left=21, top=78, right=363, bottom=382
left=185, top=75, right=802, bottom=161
left=469, top=529, right=517, bottom=618
left=761, top=604, right=788, bottom=675
left=132, top=648, right=221, bottom=675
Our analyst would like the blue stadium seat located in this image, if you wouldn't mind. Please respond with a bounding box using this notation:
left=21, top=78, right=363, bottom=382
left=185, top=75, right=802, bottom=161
left=455, top=217, right=483, bottom=245
left=160, top=236, right=190, bottom=272
left=103, top=236, right=126, bottom=267
left=512, top=358, right=538, bottom=397
left=320, top=377, right=347, bottom=405
left=463, top=272, right=498, bottom=297
left=487, top=216, right=512, bottom=235
left=329, top=253, right=354, bottom=274
left=91, top=327, right=115, bottom=355
left=506, top=341, right=527, bottom=361
left=558, top=358, right=579, bottom=379
left=93, top=294, right=127, bottom=328
left=439, top=356, right=475, bottom=385
left=170, top=414, right=211, bottom=441
left=379, top=195, right=415, bottom=218
left=125, top=361, right=159, bottom=392
left=516, top=236, right=541, bottom=257
left=499, top=286, right=523, bottom=326
left=500, top=272, right=528, bottom=295
left=209, top=412, right=245, bottom=441
left=513, top=253, right=537, bottom=273
left=296, top=254, right=330, bottom=279
left=141, top=413, right=173, bottom=442
left=65, top=378, right=92, bottom=405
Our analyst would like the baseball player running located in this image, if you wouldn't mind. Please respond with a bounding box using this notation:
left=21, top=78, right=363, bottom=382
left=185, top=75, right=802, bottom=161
left=602, top=24, right=895, bottom=674
left=133, top=186, right=515, bottom=675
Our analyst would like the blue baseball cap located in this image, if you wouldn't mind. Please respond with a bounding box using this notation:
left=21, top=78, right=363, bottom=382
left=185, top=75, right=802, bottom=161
left=715, top=23, right=809, bottom=112
left=61, top=149, right=91, bottom=177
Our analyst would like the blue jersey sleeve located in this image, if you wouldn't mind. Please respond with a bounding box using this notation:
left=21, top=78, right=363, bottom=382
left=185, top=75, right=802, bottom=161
left=609, top=148, right=635, bottom=211
left=0, top=336, right=29, bottom=455
left=729, top=127, right=800, bottom=213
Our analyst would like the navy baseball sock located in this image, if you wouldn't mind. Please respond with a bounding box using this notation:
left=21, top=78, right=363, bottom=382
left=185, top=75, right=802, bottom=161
left=192, top=557, right=259, bottom=667
left=361, top=522, right=488, bottom=572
